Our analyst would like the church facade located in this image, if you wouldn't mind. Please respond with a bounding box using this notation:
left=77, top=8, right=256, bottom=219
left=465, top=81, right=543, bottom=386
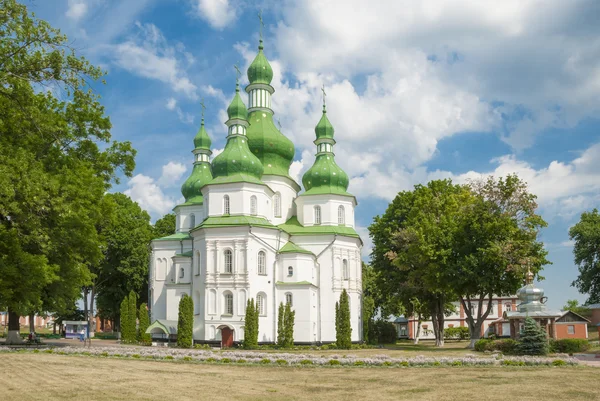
left=148, top=37, right=362, bottom=345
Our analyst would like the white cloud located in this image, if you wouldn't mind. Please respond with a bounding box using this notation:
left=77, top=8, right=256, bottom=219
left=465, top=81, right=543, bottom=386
left=124, top=174, right=176, bottom=217
left=158, top=162, right=187, bottom=187
left=192, top=0, right=237, bottom=29
left=110, top=22, right=197, bottom=98
left=166, top=97, right=177, bottom=110
left=210, top=148, right=224, bottom=161
left=66, top=0, right=88, bottom=20
left=165, top=97, right=195, bottom=123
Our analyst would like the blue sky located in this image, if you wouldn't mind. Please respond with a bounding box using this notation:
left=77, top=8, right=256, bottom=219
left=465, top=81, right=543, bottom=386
left=32, top=0, right=600, bottom=309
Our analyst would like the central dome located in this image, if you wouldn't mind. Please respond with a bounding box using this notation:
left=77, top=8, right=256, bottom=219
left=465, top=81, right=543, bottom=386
left=246, top=111, right=295, bottom=178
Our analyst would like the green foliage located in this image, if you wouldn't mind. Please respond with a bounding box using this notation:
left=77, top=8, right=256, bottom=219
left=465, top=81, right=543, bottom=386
left=283, top=302, right=295, bottom=347
left=561, top=300, right=592, bottom=318
left=516, top=317, right=549, bottom=356
left=128, top=290, right=137, bottom=342
left=475, top=338, right=519, bottom=355
left=569, top=209, right=600, bottom=304
left=119, top=296, right=130, bottom=343
left=474, top=339, right=492, bottom=352
left=444, top=327, right=470, bottom=341
left=153, top=213, right=176, bottom=239
left=552, top=359, right=567, bottom=366
left=0, top=0, right=135, bottom=338
left=277, top=302, right=285, bottom=347
left=328, top=359, right=341, bottom=365
left=137, top=303, right=151, bottom=344
left=550, top=339, right=590, bottom=354
left=336, top=289, right=352, bottom=349
left=177, top=294, right=194, bottom=348
left=243, top=298, right=259, bottom=349
left=369, top=319, right=397, bottom=344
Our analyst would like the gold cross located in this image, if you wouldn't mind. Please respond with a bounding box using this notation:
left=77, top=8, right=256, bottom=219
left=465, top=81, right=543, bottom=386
left=200, top=98, right=206, bottom=119
left=258, top=10, right=264, bottom=40
left=234, top=63, right=241, bottom=83
left=321, top=84, right=326, bottom=106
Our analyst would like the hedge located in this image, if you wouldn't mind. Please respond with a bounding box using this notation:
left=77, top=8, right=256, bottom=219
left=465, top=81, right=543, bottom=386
left=550, top=339, right=590, bottom=354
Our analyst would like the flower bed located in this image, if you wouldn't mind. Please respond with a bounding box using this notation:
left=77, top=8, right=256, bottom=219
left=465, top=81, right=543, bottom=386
left=0, top=346, right=580, bottom=367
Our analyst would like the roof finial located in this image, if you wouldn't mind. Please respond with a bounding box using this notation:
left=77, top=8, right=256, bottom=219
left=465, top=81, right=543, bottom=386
left=258, top=10, right=265, bottom=42
left=321, top=84, right=327, bottom=112
left=200, top=98, right=206, bottom=122
left=234, top=62, right=241, bottom=89
left=525, top=263, right=534, bottom=285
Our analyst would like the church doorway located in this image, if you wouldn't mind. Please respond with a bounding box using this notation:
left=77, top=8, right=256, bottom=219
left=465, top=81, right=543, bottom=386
left=219, top=326, right=234, bottom=348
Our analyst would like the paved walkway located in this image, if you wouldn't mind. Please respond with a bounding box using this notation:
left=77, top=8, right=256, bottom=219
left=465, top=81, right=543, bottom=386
left=574, top=353, right=600, bottom=367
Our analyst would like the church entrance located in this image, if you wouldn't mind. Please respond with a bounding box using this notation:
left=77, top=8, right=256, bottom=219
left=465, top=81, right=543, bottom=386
left=220, top=327, right=233, bottom=348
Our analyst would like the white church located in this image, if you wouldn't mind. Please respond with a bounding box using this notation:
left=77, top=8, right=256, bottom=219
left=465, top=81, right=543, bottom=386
left=148, top=36, right=362, bottom=346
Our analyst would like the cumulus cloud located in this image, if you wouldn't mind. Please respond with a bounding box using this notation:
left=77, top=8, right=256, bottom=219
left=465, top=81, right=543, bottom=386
left=158, top=162, right=187, bottom=187
left=165, top=97, right=195, bottom=123
left=192, top=0, right=237, bottom=29
left=124, top=174, right=176, bottom=217
left=66, top=0, right=88, bottom=20
left=110, top=22, right=197, bottom=98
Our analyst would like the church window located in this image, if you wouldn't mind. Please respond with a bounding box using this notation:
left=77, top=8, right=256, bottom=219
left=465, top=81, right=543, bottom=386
left=223, top=195, right=230, bottom=215
left=288, top=266, right=293, bottom=276
left=342, top=259, right=349, bottom=280
left=314, top=206, right=321, bottom=225
left=338, top=206, right=345, bottom=225
left=285, top=293, right=293, bottom=306
left=256, top=293, right=266, bottom=316
left=250, top=195, right=257, bottom=216
left=190, top=214, right=195, bottom=229
left=274, top=193, right=281, bottom=218
left=224, top=249, right=233, bottom=273
left=257, top=251, right=266, bottom=275
left=224, top=292, right=233, bottom=315
left=179, top=267, right=185, bottom=279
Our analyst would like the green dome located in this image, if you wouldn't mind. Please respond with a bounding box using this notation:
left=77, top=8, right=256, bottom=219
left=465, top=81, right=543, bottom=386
left=247, top=40, right=273, bottom=85
left=246, top=110, right=295, bottom=178
left=181, top=162, right=213, bottom=203
left=227, top=83, right=248, bottom=121
left=211, top=136, right=264, bottom=184
left=194, top=118, right=212, bottom=149
left=302, top=154, right=350, bottom=196
left=315, top=105, right=335, bottom=140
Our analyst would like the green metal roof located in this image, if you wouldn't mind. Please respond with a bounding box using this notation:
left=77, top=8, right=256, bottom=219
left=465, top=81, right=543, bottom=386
left=276, top=281, right=314, bottom=286
left=211, top=136, right=264, bottom=183
left=278, top=216, right=360, bottom=238
left=279, top=241, right=314, bottom=255
left=315, top=105, right=334, bottom=140
left=181, top=162, right=213, bottom=203
left=227, top=83, right=248, bottom=121
left=302, top=153, right=350, bottom=195
left=153, top=232, right=191, bottom=241
left=174, top=250, right=193, bottom=257
left=194, top=118, right=212, bottom=150
left=193, top=215, right=276, bottom=230
left=247, top=40, right=273, bottom=85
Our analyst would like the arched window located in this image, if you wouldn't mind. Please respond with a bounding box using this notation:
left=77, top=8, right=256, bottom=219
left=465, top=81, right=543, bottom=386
left=224, top=292, right=233, bottom=315
left=256, top=293, right=266, bottom=316
left=190, top=213, right=195, bottom=229
left=338, top=206, right=345, bottom=225
left=343, top=259, right=349, bottom=280
left=285, top=293, right=293, bottom=306
left=208, top=289, right=217, bottom=315
left=257, top=251, right=266, bottom=275
left=288, top=266, right=293, bottom=277
left=314, top=206, right=321, bottom=225
left=273, top=193, right=281, bottom=217
left=223, top=195, right=230, bottom=215
left=179, top=267, right=185, bottom=279
left=250, top=195, right=257, bottom=216
left=224, top=249, right=233, bottom=273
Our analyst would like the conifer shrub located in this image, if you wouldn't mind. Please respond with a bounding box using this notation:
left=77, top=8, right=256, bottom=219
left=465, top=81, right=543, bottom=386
left=516, top=317, right=549, bottom=356
left=243, top=299, right=259, bottom=349
left=177, top=294, right=194, bottom=348
left=277, top=302, right=285, bottom=347
left=128, top=290, right=138, bottom=342
left=335, top=289, right=352, bottom=349
left=283, top=302, right=295, bottom=347
left=137, top=303, right=151, bottom=344
left=119, top=296, right=130, bottom=342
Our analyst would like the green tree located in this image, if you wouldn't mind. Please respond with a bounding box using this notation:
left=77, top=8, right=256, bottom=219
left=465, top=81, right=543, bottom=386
left=336, top=289, right=352, bottom=349
left=569, top=209, right=600, bottom=304
left=561, top=299, right=592, bottom=318
left=153, top=213, right=176, bottom=238
left=177, top=294, right=194, bottom=348
left=119, top=296, right=130, bottom=342
left=0, top=0, right=135, bottom=344
left=128, top=290, right=137, bottom=342
left=453, top=175, right=549, bottom=348
left=277, top=302, right=285, bottom=347
left=516, top=317, right=548, bottom=356
left=243, top=299, right=258, bottom=349
left=361, top=263, right=377, bottom=344
left=95, top=194, right=153, bottom=323
left=283, top=302, right=295, bottom=348
left=138, top=303, right=151, bottom=344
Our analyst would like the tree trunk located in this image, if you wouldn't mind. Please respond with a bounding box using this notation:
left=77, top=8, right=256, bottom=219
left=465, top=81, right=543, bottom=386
left=462, top=295, right=493, bottom=349
left=431, top=299, right=445, bottom=347
left=413, top=314, right=422, bottom=344
left=6, top=310, right=23, bottom=344
left=29, top=312, right=35, bottom=333
left=53, top=322, right=56, bottom=335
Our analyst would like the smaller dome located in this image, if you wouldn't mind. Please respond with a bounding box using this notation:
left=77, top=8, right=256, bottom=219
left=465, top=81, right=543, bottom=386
left=194, top=118, right=211, bottom=150
left=315, top=105, right=335, bottom=140
left=227, top=83, right=248, bottom=121
left=181, top=162, right=213, bottom=203
left=302, top=154, right=350, bottom=195
left=247, top=40, right=273, bottom=85
left=211, top=136, right=264, bottom=181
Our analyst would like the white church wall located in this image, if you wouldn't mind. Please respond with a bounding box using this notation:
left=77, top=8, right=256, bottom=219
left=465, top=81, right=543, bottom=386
left=295, top=195, right=356, bottom=227
left=175, top=205, right=205, bottom=232
left=261, top=176, right=298, bottom=225
left=202, top=183, right=273, bottom=218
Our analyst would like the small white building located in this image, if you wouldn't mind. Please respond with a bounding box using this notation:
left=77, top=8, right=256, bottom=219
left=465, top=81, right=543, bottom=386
left=148, top=37, right=362, bottom=346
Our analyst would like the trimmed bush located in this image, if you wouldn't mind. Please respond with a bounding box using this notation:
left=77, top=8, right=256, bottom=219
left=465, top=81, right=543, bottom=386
left=164, top=355, right=174, bottom=360
left=444, top=327, right=470, bottom=341
left=177, top=294, right=194, bottom=348
left=276, top=359, right=288, bottom=365
left=221, top=358, right=232, bottom=363
left=552, top=359, right=567, bottom=366
left=183, top=356, right=193, bottom=361
left=243, top=299, right=259, bottom=349
left=335, top=289, right=352, bottom=349
left=328, top=359, right=341, bottom=365
left=300, top=359, right=313, bottom=365
left=260, top=358, right=271, bottom=364
left=550, top=339, right=590, bottom=354
left=493, top=339, right=518, bottom=354
left=138, top=303, right=151, bottom=344
left=474, top=339, right=492, bottom=352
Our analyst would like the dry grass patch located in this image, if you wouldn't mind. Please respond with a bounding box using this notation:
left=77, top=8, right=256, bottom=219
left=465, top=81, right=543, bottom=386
left=0, top=353, right=598, bottom=401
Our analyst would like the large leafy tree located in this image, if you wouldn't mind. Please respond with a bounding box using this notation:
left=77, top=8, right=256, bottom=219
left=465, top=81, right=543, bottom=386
left=153, top=213, right=176, bottom=238
left=0, top=0, right=134, bottom=343
left=452, top=175, right=548, bottom=347
left=569, top=208, right=600, bottom=304
left=95, top=194, right=154, bottom=323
